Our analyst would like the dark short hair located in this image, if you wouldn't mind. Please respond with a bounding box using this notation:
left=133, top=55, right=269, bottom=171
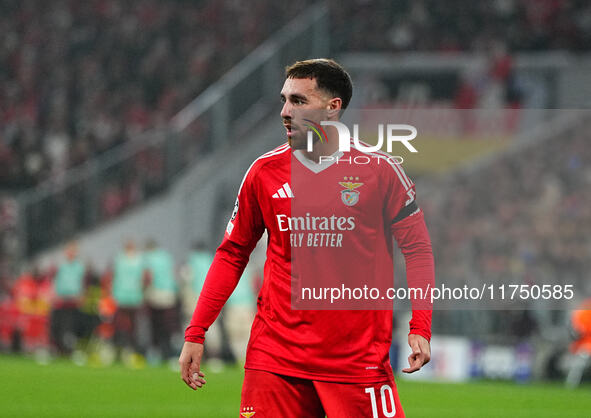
left=285, top=58, right=353, bottom=109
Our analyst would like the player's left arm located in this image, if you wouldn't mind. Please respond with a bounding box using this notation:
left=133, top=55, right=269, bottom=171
left=386, top=167, right=435, bottom=372
left=403, top=331, right=431, bottom=373
left=392, top=209, right=434, bottom=373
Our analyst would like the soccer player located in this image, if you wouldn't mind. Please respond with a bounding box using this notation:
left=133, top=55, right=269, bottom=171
left=50, top=241, right=86, bottom=355
left=180, top=242, right=214, bottom=326
left=566, top=298, right=591, bottom=388
left=111, top=240, right=145, bottom=355
left=144, top=239, right=179, bottom=360
left=180, top=59, right=434, bottom=417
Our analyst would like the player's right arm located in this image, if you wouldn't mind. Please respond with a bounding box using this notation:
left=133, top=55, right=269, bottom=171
left=179, top=341, right=206, bottom=390
left=180, top=164, right=265, bottom=390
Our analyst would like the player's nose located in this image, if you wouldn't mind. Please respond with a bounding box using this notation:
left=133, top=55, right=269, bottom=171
left=280, top=101, right=292, bottom=119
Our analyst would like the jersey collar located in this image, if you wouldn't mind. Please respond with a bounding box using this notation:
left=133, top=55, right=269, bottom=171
left=292, top=149, right=344, bottom=174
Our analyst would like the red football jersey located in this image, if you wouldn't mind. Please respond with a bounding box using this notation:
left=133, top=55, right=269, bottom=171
left=186, top=142, right=434, bottom=383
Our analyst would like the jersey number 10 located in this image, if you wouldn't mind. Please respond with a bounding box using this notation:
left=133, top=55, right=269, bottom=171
left=365, top=384, right=396, bottom=418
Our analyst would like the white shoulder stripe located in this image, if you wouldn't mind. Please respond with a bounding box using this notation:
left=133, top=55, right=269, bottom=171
left=376, top=149, right=412, bottom=190
left=262, top=143, right=289, bottom=157
left=237, top=143, right=290, bottom=195
left=350, top=139, right=412, bottom=190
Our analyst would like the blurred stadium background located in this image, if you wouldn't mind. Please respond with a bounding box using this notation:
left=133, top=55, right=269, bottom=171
left=1, top=0, right=591, bottom=416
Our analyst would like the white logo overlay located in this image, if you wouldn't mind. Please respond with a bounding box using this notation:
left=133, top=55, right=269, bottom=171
left=307, top=121, right=417, bottom=153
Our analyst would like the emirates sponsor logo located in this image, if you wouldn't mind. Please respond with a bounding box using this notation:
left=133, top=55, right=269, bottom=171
left=276, top=214, right=355, bottom=232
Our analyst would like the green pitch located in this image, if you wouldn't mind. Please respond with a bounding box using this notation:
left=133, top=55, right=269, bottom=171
left=1, top=354, right=590, bottom=417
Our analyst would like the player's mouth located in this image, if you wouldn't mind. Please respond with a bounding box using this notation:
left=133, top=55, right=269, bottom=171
left=284, top=123, right=296, bottom=137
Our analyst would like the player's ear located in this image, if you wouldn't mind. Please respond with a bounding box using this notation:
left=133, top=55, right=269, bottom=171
left=326, top=97, right=342, bottom=118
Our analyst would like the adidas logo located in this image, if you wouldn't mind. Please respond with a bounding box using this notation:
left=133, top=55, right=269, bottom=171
left=272, top=182, right=294, bottom=198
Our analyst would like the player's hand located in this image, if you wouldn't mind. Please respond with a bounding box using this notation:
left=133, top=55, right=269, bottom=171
left=402, top=334, right=431, bottom=374
left=179, top=341, right=207, bottom=390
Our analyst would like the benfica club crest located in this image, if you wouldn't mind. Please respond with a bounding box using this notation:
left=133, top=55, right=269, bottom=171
left=240, top=406, right=256, bottom=417
left=339, top=177, right=363, bottom=206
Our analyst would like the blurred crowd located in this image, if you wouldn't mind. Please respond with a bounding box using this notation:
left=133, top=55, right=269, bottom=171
left=331, top=0, right=591, bottom=52
left=0, top=197, right=19, bottom=279
left=4, top=0, right=590, bottom=261
left=424, top=117, right=591, bottom=311
left=0, top=0, right=312, bottom=260
left=5, top=0, right=589, bottom=189
left=0, top=0, right=311, bottom=190
left=0, top=239, right=260, bottom=367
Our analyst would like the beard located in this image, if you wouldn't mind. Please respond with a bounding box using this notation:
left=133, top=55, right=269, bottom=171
left=288, top=129, right=307, bottom=150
